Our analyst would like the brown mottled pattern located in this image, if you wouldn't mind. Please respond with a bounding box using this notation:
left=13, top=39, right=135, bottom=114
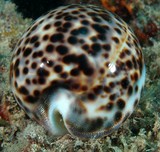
left=10, top=4, right=145, bottom=139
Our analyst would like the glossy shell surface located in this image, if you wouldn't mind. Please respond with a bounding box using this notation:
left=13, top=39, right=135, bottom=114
left=10, top=4, right=145, bottom=139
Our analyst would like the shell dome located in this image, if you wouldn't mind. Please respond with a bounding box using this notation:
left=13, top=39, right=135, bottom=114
left=10, top=4, right=145, bottom=139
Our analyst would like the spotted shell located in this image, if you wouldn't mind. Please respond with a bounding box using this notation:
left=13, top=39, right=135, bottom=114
left=10, top=4, right=145, bottom=139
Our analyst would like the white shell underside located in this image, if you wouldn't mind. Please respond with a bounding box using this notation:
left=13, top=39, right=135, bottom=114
left=35, top=66, right=145, bottom=139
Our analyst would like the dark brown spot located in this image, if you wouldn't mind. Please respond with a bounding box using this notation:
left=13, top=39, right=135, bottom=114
left=63, top=22, right=72, bottom=28
left=68, top=36, right=78, bottom=44
left=54, top=21, right=62, bottom=27
left=83, top=67, right=94, bottom=76
left=132, top=56, right=138, bottom=69
left=37, top=51, right=43, bottom=57
left=32, top=52, right=38, bottom=58
left=34, top=41, right=40, bottom=48
left=91, top=43, right=101, bottom=55
left=103, top=53, right=109, bottom=58
left=134, top=99, right=139, bottom=107
left=19, top=86, right=29, bottom=95
left=125, top=49, right=131, bottom=55
left=93, top=85, right=103, bottom=95
left=126, top=60, right=133, bottom=69
left=34, top=90, right=40, bottom=96
left=14, top=59, right=20, bottom=69
left=103, top=44, right=111, bottom=51
left=16, top=48, right=21, bottom=56
left=71, top=83, right=80, bottom=90
left=79, top=14, right=85, bottom=18
left=47, top=14, right=53, bottom=19
left=30, top=35, right=38, bottom=44
left=71, top=29, right=79, bottom=35
left=23, top=48, right=32, bottom=57
left=109, top=94, right=117, bottom=100
left=114, top=28, right=122, bottom=35
left=128, top=85, right=133, bottom=95
left=138, top=59, right=143, bottom=74
left=97, top=34, right=106, bottom=41
left=60, top=72, right=68, bottom=79
left=81, top=20, right=89, bottom=25
left=26, top=79, right=30, bottom=85
left=99, top=68, right=105, bottom=74
left=106, top=102, right=114, bottom=111
left=135, top=85, right=138, bottom=92
left=43, top=24, right=51, bottom=30
left=109, top=82, right=115, bottom=88
left=112, top=37, right=119, bottom=43
left=92, top=16, right=102, bottom=22
left=100, top=13, right=112, bottom=22
left=78, top=27, right=88, bottom=35
left=25, top=60, right=29, bottom=65
left=46, top=44, right=54, bottom=53
left=104, top=86, right=111, bottom=93
left=46, top=60, right=54, bottom=67
left=23, top=67, right=28, bottom=75
left=15, top=68, right=20, bottom=77
left=38, top=77, right=46, bottom=84
left=50, top=33, right=64, bottom=42
left=121, top=77, right=129, bottom=89
left=37, top=68, right=49, bottom=77
left=31, top=62, right=37, bottom=69
left=114, top=111, right=122, bottom=122
left=24, top=38, right=30, bottom=45
left=92, top=24, right=106, bottom=34
left=120, top=52, right=125, bottom=59
left=54, top=65, right=62, bottom=73
left=82, top=44, right=89, bottom=51
left=64, top=15, right=75, bottom=21
left=116, top=99, right=125, bottom=110
left=56, top=45, right=68, bottom=55
left=70, top=68, right=80, bottom=76
left=90, top=36, right=97, bottom=42
left=32, top=79, right=37, bottom=84
left=87, top=93, right=96, bottom=100
left=127, top=42, right=132, bottom=48
left=41, top=57, right=47, bottom=63
left=79, top=39, right=85, bottom=44
left=134, top=72, right=139, bottom=81
left=25, top=95, right=38, bottom=104
left=14, top=81, right=18, bottom=88
left=43, top=34, right=49, bottom=41
left=57, top=27, right=68, bottom=33
left=30, top=24, right=38, bottom=33
left=55, top=15, right=63, bottom=20
left=71, top=10, right=79, bottom=14
left=81, top=85, right=88, bottom=91
left=88, top=12, right=97, bottom=16
left=63, top=54, right=77, bottom=64
left=77, top=54, right=94, bottom=76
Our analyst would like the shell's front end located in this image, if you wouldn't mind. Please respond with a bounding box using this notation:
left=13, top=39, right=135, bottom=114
left=10, top=4, right=145, bottom=139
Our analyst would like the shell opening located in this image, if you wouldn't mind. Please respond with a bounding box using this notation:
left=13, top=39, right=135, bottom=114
left=48, top=89, right=76, bottom=135
left=52, top=110, right=68, bottom=135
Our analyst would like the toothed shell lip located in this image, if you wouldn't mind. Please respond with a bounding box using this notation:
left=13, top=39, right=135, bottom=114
left=10, top=4, right=145, bottom=139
